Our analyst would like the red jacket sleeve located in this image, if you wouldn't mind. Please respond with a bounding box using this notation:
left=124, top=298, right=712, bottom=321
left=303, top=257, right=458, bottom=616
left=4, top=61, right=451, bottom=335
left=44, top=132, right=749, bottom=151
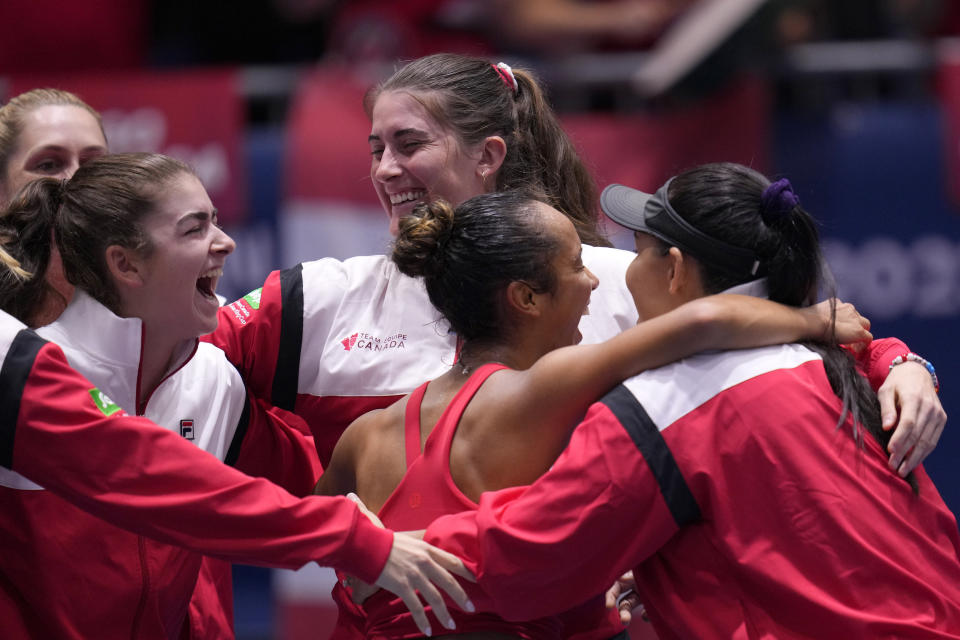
left=206, top=268, right=294, bottom=408
left=231, top=397, right=322, bottom=497
left=5, top=335, right=391, bottom=583
left=854, top=337, right=909, bottom=391
left=424, top=400, right=680, bottom=621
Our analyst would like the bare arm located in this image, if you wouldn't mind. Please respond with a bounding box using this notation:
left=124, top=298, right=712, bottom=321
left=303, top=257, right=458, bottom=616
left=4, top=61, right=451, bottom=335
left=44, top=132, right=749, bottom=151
left=314, top=414, right=365, bottom=497
left=504, top=295, right=869, bottom=436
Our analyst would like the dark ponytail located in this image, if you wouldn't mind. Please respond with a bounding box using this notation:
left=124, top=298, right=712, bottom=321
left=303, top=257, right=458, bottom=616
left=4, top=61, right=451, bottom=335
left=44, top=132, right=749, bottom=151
left=507, top=68, right=607, bottom=247
left=667, top=162, right=913, bottom=490
left=393, top=191, right=559, bottom=343
left=0, top=178, right=63, bottom=324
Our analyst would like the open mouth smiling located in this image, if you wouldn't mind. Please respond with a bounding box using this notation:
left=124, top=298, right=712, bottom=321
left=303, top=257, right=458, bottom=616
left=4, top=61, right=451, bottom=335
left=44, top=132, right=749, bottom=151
left=389, top=190, right=426, bottom=206
left=196, top=267, right=223, bottom=299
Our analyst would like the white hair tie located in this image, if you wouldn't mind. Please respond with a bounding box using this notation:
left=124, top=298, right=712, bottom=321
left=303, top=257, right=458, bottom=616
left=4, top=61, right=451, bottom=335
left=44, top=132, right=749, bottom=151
left=492, top=62, right=519, bottom=94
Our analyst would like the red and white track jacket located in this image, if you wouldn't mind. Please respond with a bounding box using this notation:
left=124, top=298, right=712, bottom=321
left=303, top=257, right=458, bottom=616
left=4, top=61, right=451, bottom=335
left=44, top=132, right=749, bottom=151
left=210, top=246, right=651, bottom=466
left=426, top=344, right=960, bottom=639
left=209, top=247, right=908, bottom=468
left=208, top=247, right=911, bottom=638
left=0, top=308, right=392, bottom=637
left=0, top=295, right=339, bottom=640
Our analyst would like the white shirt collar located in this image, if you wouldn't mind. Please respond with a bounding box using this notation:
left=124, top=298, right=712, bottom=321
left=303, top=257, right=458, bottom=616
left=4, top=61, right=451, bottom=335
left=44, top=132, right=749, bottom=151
left=721, top=278, right=769, bottom=299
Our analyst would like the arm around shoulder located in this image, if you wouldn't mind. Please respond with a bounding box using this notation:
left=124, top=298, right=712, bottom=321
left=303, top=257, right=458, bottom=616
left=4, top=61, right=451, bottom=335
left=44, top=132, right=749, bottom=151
left=11, top=340, right=397, bottom=576
left=424, top=402, right=681, bottom=621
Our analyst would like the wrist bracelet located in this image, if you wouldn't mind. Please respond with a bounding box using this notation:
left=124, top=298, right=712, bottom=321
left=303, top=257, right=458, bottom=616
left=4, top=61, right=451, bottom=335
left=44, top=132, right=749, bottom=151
left=889, top=352, right=940, bottom=393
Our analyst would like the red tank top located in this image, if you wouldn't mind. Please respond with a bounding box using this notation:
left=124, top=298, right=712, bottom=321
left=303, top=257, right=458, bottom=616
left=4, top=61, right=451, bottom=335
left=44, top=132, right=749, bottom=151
left=377, top=363, right=504, bottom=528
left=362, top=364, right=561, bottom=639
left=333, top=364, right=621, bottom=638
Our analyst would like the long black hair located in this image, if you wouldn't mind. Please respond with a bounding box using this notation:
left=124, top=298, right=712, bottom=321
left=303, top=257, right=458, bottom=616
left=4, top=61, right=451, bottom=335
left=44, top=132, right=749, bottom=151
left=666, top=162, right=915, bottom=490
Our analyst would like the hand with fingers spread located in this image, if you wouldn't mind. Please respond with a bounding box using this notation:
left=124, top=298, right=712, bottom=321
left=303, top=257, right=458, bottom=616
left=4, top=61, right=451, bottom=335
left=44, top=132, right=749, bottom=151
left=604, top=571, right=646, bottom=626
left=878, top=361, right=947, bottom=477
left=345, top=493, right=475, bottom=629
left=374, top=531, right=476, bottom=637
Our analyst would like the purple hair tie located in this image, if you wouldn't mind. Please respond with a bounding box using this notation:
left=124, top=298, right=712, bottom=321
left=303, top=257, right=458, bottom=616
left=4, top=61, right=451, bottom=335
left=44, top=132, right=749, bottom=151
left=760, top=178, right=799, bottom=224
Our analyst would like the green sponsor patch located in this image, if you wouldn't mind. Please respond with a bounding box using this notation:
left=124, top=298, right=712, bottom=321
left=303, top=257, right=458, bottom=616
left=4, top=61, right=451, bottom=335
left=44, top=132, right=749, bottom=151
left=89, top=388, right=121, bottom=416
left=242, top=288, right=262, bottom=310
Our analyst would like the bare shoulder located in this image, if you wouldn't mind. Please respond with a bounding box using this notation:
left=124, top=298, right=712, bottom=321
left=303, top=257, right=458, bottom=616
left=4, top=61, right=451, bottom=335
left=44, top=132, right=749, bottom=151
left=454, top=368, right=576, bottom=493
left=467, top=366, right=582, bottom=451
left=315, top=407, right=390, bottom=497
left=338, top=403, right=401, bottom=462
left=358, top=399, right=407, bottom=466
left=465, top=368, right=544, bottom=433
left=330, top=396, right=410, bottom=510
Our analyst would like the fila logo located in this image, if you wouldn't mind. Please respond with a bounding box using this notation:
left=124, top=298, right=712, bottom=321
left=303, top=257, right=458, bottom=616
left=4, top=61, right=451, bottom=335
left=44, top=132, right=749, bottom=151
left=180, top=419, right=195, bottom=440
left=341, top=332, right=359, bottom=351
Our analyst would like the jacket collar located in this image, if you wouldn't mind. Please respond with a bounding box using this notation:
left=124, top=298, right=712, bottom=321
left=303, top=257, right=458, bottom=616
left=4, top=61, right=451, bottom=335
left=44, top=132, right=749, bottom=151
left=40, top=291, right=198, bottom=413
left=722, top=278, right=768, bottom=299
left=45, top=290, right=145, bottom=368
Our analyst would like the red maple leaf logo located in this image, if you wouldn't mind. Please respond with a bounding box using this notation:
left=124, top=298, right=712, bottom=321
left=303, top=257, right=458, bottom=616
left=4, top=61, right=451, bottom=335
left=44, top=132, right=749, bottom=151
left=341, top=332, right=358, bottom=351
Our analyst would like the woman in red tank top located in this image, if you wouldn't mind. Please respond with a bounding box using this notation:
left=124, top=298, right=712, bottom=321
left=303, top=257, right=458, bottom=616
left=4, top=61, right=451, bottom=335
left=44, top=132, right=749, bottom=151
left=316, top=190, right=869, bottom=639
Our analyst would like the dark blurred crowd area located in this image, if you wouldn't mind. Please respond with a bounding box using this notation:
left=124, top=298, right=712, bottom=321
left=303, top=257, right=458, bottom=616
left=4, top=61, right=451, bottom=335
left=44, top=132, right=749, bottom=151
left=4, top=1, right=960, bottom=88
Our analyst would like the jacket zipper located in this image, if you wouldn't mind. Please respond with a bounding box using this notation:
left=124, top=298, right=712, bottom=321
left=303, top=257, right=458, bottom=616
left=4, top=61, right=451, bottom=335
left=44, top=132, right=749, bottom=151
left=130, top=535, right=151, bottom=639
left=129, top=327, right=197, bottom=637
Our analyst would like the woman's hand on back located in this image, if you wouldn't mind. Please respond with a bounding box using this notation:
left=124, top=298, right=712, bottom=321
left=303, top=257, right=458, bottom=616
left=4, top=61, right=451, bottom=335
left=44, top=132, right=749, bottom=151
left=348, top=493, right=476, bottom=635
left=811, top=300, right=946, bottom=475
left=879, top=363, right=947, bottom=477
left=374, top=532, right=476, bottom=636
